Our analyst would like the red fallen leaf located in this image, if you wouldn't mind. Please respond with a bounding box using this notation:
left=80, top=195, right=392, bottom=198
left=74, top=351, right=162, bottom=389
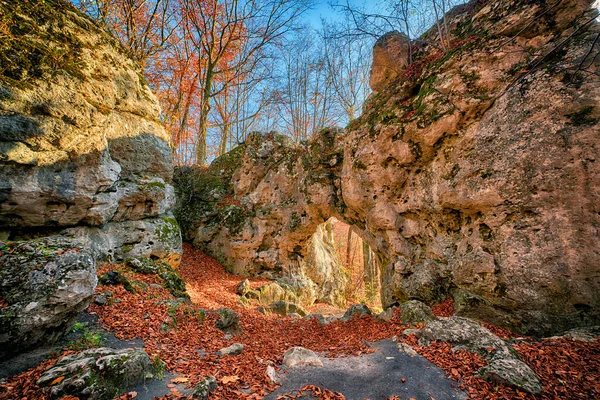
left=51, top=376, right=65, bottom=385
left=6, top=243, right=600, bottom=400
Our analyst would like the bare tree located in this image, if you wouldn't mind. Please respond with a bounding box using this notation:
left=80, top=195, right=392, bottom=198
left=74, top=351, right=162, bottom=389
left=322, top=21, right=371, bottom=122
left=180, top=0, right=310, bottom=165
left=79, top=0, right=177, bottom=64
left=276, top=32, right=336, bottom=143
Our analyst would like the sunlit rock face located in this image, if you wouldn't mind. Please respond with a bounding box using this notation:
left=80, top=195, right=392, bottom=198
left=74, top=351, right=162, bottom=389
left=369, top=31, right=411, bottom=92
left=0, top=1, right=182, bottom=266
left=177, top=0, right=599, bottom=335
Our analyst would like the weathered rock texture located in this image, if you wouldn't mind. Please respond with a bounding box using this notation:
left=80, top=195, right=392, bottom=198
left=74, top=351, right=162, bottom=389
left=0, top=0, right=182, bottom=265
left=370, top=31, right=412, bottom=92
left=178, top=0, right=600, bottom=335
left=418, top=316, right=542, bottom=394
left=0, top=236, right=96, bottom=359
left=37, top=347, right=164, bottom=400
left=0, top=0, right=181, bottom=358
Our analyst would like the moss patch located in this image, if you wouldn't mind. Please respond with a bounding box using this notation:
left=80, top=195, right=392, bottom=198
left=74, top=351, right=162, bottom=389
left=0, top=0, right=96, bottom=86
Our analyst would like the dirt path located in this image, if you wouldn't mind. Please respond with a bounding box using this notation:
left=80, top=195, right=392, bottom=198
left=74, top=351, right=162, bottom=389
left=267, top=339, right=467, bottom=400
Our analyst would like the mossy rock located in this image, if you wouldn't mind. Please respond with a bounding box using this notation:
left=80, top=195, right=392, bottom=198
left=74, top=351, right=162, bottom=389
left=266, top=300, right=308, bottom=317
left=99, top=271, right=136, bottom=293
left=37, top=347, right=164, bottom=400
left=397, top=300, right=436, bottom=324
left=127, top=258, right=189, bottom=299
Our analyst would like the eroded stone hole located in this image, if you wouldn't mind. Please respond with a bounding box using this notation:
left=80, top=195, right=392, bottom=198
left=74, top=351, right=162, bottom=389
left=298, top=218, right=382, bottom=313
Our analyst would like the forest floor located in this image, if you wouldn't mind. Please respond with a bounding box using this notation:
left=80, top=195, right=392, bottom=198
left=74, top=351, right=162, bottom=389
left=1, top=243, right=599, bottom=400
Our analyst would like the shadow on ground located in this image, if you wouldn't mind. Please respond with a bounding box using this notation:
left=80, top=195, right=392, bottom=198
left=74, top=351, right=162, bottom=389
left=267, top=340, right=467, bottom=400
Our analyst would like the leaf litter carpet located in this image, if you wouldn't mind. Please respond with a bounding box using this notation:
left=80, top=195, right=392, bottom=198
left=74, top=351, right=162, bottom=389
left=1, top=243, right=599, bottom=399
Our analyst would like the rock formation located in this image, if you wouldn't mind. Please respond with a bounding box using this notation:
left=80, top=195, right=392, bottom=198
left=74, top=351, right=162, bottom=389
left=0, top=237, right=96, bottom=359
left=370, top=31, right=412, bottom=92
left=0, top=0, right=182, bottom=357
left=0, top=0, right=181, bottom=266
left=177, top=0, right=600, bottom=335
left=37, top=347, right=164, bottom=400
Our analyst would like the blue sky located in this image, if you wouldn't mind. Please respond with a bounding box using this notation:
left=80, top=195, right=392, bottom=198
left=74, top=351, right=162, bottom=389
left=306, top=0, right=377, bottom=29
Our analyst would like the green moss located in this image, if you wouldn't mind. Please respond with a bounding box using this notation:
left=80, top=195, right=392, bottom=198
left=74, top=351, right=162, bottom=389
left=288, top=212, right=302, bottom=231
left=459, top=70, right=480, bottom=84
left=151, top=355, right=166, bottom=379
left=0, top=0, right=93, bottom=86
left=67, top=330, right=104, bottom=350
left=127, top=258, right=189, bottom=299
left=480, top=169, right=492, bottom=179
left=141, top=180, right=167, bottom=190
left=121, top=244, right=135, bottom=253
left=173, top=166, right=229, bottom=239
left=221, top=205, right=248, bottom=235
left=156, top=216, right=180, bottom=244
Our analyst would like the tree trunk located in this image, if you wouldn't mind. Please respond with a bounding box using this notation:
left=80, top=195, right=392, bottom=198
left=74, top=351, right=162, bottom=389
left=196, top=64, right=215, bottom=166
left=363, top=241, right=375, bottom=301
left=345, top=225, right=353, bottom=269
left=196, top=107, right=209, bottom=165
left=218, top=122, right=230, bottom=156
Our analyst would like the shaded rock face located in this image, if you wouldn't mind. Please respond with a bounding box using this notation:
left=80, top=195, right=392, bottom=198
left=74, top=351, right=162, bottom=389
left=0, top=237, right=97, bottom=360
left=0, top=0, right=182, bottom=359
left=0, top=0, right=182, bottom=266
left=179, top=0, right=600, bottom=335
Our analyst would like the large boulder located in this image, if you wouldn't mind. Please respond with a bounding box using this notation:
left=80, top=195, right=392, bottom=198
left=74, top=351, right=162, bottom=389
left=0, top=0, right=182, bottom=359
left=417, top=316, right=542, bottom=394
left=0, top=237, right=96, bottom=360
left=177, top=0, right=600, bottom=335
left=0, top=0, right=182, bottom=265
left=37, top=347, right=163, bottom=399
left=397, top=300, right=436, bottom=324
left=282, top=347, right=323, bottom=368
left=341, top=304, right=372, bottom=321
left=369, top=31, right=411, bottom=92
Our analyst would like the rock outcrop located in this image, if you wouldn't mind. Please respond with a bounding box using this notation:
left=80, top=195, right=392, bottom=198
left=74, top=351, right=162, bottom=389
left=0, top=236, right=96, bottom=359
left=37, top=347, right=164, bottom=400
left=177, top=0, right=600, bottom=335
left=369, top=31, right=412, bottom=92
left=0, top=0, right=182, bottom=358
left=0, top=0, right=181, bottom=265
left=418, top=317, right=542, bottom=394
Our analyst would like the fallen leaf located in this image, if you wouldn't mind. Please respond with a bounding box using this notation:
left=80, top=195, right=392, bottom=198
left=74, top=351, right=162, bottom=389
left=171, top=376, right=189, bottom=383
left=51, top=376, right=65, bottom=385
left=221, top=375, right=240, bottom=384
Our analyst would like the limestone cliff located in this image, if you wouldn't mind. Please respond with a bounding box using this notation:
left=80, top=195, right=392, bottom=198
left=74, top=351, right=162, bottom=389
left=0, top=0, right=181, bottom=265
left=0, top=0, right=182, bottom=358
left=178, top=0, right=600, bottom=335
